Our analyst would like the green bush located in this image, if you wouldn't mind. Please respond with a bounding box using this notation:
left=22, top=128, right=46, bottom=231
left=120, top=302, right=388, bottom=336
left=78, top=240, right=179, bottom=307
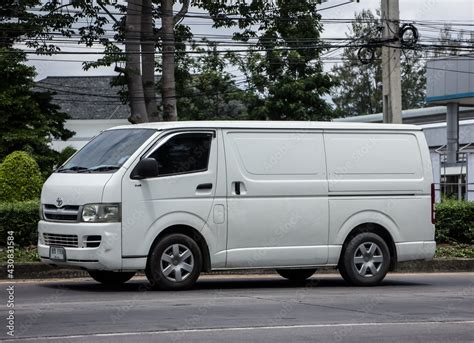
left=0, top=151, right=43, bottom=202
left=436, top=200, right=474, bottom=244
left=56, top=146, right=77, bottom=167
left=0, top=200, right=39, bottom=247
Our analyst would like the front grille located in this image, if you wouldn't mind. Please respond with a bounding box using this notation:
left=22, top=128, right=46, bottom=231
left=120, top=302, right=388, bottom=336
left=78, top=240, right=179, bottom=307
left=43, top=233, right=79, bottom=248
left=43, top=204, right=80, bottom=222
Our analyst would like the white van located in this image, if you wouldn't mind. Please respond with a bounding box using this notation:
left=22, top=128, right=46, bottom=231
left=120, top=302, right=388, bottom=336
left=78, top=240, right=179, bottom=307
left=38, top=121, right=436, bottom=289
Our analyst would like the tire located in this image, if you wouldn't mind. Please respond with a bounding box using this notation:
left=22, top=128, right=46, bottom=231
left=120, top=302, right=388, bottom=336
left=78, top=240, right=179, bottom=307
left=88, top=270, right=135, bottom=285
left=276, top=268, right=316, bottom=282
left=338, top=232, right=391, bottom=286
left=146, top=234, right=202, bottom=291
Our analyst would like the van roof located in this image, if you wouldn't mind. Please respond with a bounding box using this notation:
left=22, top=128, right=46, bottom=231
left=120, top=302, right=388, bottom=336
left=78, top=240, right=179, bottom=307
left=109, top=121, right=422, bottom=132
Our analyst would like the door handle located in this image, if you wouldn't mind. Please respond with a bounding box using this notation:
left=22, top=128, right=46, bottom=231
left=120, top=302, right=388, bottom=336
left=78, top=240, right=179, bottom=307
left=234, top=181, right=241, bottom=195
left=196, top=183, right=213, bottom=191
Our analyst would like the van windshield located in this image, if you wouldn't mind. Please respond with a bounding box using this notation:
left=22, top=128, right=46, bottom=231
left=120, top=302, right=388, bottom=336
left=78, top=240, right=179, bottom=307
left=57, top=129, right=156, bottom=173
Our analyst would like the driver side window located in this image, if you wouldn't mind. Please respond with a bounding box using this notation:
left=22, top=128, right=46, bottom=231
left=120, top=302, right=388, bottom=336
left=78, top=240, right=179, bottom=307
left=148, top=132, right=213, bottom=176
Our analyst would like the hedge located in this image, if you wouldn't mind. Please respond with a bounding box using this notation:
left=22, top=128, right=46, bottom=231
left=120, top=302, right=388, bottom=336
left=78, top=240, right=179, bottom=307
left=0, top=200, right=39, bottom=247
left=0, top=199, right=472, bottom=248
left=436, top=200, right=474, bottom=244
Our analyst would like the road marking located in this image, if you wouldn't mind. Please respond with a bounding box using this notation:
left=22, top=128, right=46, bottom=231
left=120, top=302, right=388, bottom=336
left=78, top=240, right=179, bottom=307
left=5, top=320, right=474, bottom=341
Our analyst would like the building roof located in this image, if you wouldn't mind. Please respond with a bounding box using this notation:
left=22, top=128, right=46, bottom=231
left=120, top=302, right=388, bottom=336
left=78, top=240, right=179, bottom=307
left=35, top=76, right=131, bottom=120
left=333, top=106, right=474, bottom=124
left=109, top=120, right=421, bottom=132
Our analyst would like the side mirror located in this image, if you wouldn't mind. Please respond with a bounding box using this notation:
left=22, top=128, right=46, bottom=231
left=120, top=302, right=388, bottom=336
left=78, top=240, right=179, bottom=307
left=131, top=158, right=159, bottom=180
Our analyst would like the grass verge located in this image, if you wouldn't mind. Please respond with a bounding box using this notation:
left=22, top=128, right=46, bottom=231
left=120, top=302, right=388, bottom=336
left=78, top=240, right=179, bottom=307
left=435, top=244, right=474, bottom=258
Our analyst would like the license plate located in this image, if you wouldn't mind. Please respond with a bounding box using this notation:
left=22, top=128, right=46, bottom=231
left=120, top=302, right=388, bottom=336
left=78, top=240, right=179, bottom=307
left=49, top=246, right=66, bottom=261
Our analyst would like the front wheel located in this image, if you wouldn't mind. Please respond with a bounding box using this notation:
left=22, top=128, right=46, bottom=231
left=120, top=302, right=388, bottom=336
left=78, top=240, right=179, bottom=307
left=338, top=232, right=390, bottom=286
left=276, top=268, right=316, bottom=282
left=146, top=234, right=202, bottom=291
left=88, top=270, right=135, bottom=285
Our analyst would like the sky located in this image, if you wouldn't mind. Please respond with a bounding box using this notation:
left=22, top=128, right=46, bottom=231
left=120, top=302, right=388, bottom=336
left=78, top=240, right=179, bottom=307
left=26, top=0, right=474, bottom=80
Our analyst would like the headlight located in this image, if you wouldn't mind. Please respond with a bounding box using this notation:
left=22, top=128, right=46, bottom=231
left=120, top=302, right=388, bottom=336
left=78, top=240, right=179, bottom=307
left=82, top=203, right=121, bottom=223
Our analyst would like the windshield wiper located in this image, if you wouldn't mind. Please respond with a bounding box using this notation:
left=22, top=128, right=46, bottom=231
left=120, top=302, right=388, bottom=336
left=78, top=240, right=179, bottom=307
left=85, top=165, right=121, bottom=172
left=56, top=165, right=120, bottom=173
left=56, top=166, right=89, bottom=173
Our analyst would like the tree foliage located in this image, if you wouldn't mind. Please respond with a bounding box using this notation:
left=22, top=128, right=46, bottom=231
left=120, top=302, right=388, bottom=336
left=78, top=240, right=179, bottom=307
left=3, top=1, right=336, bottom=123
left=0, top=0, right=75, bottom=51
left=200, top=0, right=334, bottom=121
left=56, top=146, right=77, bottom=167
left=0, top=1, right=74, bottom=175
left=0, top=50, right=73, bottom=175
left=331, top=9, right=426, bottom=117
left=177, top=41, right=248, bottom=120
left=14, top=0, right=334, bottom=122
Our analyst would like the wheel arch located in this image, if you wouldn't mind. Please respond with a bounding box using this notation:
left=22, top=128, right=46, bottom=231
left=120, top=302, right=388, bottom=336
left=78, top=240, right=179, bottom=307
left=146, top=224, right=212, bottom=272
left=339, top=223, right=398, bottom=271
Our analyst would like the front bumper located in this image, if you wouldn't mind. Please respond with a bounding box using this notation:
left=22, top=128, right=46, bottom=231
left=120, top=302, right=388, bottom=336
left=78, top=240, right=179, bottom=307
left=38, top=220, right=123, bottom=271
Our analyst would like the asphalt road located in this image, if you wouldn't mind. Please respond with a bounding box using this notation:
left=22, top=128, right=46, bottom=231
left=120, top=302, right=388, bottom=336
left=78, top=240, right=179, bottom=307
left=1, top=273, right=473, bottom=342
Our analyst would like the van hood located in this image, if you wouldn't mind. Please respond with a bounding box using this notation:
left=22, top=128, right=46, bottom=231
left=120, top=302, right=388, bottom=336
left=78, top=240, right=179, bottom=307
left=41, top=173, right=115, bottom=206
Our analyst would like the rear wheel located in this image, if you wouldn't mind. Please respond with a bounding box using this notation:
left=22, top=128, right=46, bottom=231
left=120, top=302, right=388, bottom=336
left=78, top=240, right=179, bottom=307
left=146, top=234, right=202, bottom=291
left=338, top=232, right=390, bottom=286
left=276, top=268, right=316, bottom=282
left=88, top=270, right=135, bottom=285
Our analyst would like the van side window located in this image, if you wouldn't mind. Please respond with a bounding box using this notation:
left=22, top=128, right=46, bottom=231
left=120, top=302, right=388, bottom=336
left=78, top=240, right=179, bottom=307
left=149, top=133, right=212, bottom=176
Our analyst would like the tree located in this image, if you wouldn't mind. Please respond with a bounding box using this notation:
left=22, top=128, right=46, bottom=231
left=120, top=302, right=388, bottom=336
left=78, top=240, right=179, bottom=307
left=400, top=48, right=426, bottom=110
left=176, top=41, right=248, bottom=120
left=200, top=0, right=334, bottom=121
left=122, top=0, right=190, bottom=122
left=13, top=1, right=335, bottom=122
left=31, top=0, right=334, bottom=122
left=10, top=0, right=190, bottom=123
left=0, top=49, right=73, bottom=175
left=331, top=9, right=426, bottom=117
left=0, top=1, right=73, bottom=175
left=1, top=0, right=75, bottom=51
left=81, top=0, right=191, bottom=122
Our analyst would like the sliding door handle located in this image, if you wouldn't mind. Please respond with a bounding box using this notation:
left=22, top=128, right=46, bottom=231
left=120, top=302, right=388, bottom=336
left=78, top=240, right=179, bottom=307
left=234, top=181, right=241, bottom=195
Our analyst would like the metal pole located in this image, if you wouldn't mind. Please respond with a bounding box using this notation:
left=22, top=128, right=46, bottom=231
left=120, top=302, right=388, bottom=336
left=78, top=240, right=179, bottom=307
left=381, top=0, right=402, bottom=124
left=468, top=152, right=474, bottom=201
left=446, top=102, right=459, bottom=165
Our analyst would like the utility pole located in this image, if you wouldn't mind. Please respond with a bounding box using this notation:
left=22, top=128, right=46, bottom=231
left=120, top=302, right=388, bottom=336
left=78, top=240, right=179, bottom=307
left=381, top=0, right=402, bottom=124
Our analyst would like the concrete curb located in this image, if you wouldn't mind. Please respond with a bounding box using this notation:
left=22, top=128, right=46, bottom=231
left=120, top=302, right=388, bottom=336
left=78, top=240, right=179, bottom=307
left=2, top=259, right=473, bottom=280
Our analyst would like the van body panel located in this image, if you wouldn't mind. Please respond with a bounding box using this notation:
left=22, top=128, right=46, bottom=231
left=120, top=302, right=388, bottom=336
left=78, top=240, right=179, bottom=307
left=329, top=196, right=434, bottom=244
left=223, top=130, right=329, bottom=267
left=396, top=241, right=436, bottom=262
left=41, top=173, right=115, bottom=206
left=325, top=132, right=426, bottom=194
left=324, top=132, right=425, bottom=194
left=329, top=200, right=402, bottom=245
left=224, top=246, right=329, bottom=269
left=120, top=130, right=219, bottom=258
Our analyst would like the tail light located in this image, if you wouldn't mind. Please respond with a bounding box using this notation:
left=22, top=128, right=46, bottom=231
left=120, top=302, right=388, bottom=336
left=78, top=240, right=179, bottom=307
left=431, top=183, right=436, bottom=224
